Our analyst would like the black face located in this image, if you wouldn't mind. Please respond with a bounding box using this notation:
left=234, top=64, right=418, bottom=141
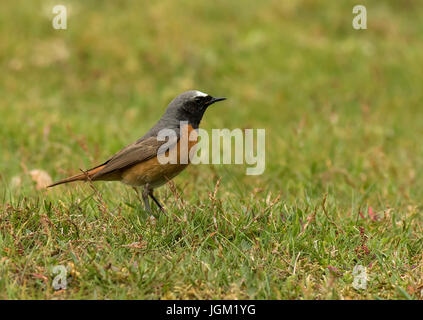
left=194, top=95, right=227, bottom=108
left=167, top=91, right=227, bottom=128
left=181, top=94, right=226, bottom=117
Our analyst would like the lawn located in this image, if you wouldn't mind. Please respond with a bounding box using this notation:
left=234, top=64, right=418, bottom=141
left=1, top=0, right=423, bottom=299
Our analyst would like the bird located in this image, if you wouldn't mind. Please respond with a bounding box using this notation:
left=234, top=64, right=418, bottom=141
left=47, top=90, right=226, bottom=213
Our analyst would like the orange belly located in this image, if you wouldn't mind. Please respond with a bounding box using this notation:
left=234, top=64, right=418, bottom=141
left=121, top=124, right=198, bottom=187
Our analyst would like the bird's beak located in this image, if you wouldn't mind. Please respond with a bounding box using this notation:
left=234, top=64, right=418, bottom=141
left=206, top=96, right=226, bottom=106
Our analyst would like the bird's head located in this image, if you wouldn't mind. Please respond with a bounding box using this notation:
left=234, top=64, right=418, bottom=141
left=166, top=90, right=226, bottom=127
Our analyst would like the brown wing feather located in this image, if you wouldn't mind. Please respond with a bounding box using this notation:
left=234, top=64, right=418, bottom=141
left=91, top=136, right=176, bottom=180
left=48, top=135, right=177, bottom=187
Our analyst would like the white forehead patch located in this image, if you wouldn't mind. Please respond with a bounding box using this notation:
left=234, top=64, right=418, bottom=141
left=193, top=90, right=208, bottom=97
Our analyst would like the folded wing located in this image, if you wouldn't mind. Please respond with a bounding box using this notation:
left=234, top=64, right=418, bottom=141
left=91, top=136, right=176, bottom=180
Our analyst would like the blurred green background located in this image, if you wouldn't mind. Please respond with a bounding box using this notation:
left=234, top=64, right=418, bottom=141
left=1, top=0, right=423, bottom=203
left=1, top=0, right=423, bottom=299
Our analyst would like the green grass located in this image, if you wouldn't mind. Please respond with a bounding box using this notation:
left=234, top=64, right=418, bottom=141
left=1, top=0, right=423, bottom=299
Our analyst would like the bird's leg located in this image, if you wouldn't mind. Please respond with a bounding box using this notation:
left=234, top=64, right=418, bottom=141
left=142, top=187, right=152, bottom=214
left=133, top=186, right=149, bottom=213
left=148, top=190, right=165, bottom=213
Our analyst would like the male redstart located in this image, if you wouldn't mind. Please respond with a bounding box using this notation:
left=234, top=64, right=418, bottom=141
left=48, top=90, right=226, bottom=212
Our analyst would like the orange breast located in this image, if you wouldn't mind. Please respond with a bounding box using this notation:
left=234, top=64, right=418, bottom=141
left=121, top=124, right=198, bottom=187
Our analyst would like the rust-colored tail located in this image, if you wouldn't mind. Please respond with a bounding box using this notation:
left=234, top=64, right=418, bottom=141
left=47, top=165, right=106, bottom=188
